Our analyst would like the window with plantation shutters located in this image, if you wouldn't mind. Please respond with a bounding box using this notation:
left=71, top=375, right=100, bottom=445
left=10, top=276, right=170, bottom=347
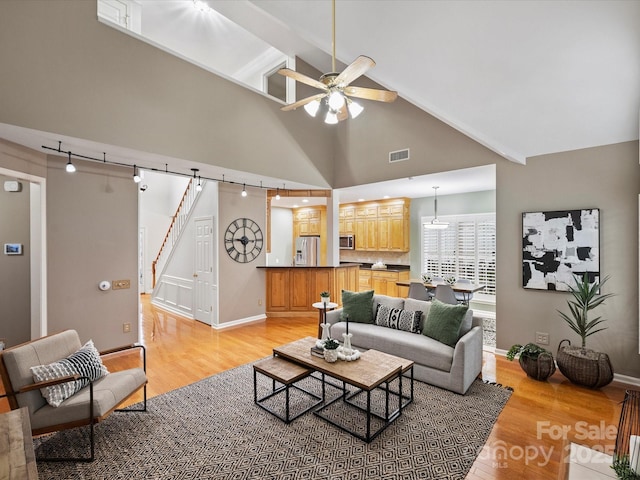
left=421, top=213, right=496, bottom=300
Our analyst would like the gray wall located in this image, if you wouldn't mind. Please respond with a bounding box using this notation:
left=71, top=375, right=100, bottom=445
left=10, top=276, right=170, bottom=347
left=46, top=155, right=138, bottom=350
left=497, top=141, right=640, bottom=378
left=0, top=174, right=30, bottom=346
left=218, top=182, right=267, bottom=324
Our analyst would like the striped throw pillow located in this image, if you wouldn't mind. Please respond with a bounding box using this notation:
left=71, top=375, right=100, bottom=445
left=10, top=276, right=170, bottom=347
left=30, top=339, right=109, bottom=407
left=374, top=304, right=422, bottom=333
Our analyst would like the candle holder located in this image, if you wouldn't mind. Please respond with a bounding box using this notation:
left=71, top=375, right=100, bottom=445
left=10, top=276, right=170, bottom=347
left=613, top=390, right=640, bottom=479
left=342, top=333, right=353, bottom=356
left=316, top=323, right=332, bottom=349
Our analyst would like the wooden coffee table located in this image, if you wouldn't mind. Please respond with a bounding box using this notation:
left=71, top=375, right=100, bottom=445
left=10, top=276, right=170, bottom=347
left=273, top=337, right=414, bottom=442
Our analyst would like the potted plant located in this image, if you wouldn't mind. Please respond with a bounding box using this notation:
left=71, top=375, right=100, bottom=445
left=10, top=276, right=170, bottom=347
left=556, top=273, right=615, bottom=388
left=323, top=338, right=339, bottom=363
left=320, top=291, right=330, bottom=305
left=506, top=343, right=556, bottom=381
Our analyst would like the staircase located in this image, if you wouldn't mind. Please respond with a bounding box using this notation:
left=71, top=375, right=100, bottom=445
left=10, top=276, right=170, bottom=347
left=151, top=178, right=203, bottom=288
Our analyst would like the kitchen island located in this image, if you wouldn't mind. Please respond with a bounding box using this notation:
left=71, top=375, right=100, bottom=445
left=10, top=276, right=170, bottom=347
left=257, top=264, right=360, bottom=317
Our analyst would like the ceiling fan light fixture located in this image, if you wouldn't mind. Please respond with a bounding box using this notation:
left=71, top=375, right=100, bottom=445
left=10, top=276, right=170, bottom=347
left=325, top=110, right=339, bottom=125
left=328, top=90, right=345, bottom=111
left=303, top=99, right=321, bottom=117
left=347, top=99, right=364, bottom=119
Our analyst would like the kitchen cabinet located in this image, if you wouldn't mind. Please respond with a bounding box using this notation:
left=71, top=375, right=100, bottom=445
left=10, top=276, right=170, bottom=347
left=370, top=269, right=410, bottom=297
left=359, top=269, right=372, bottom=291
left=339, top=198, right=410, bottom=252
left=261, top=265, right=359, bottom=316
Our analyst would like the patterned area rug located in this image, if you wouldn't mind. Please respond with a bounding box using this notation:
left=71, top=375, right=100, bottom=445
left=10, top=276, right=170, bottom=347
left=35, top=361, right=512, bottom=480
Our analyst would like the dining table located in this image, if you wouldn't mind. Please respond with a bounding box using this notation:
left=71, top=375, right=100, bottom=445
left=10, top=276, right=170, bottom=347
left=396, top=279, right=485, bottom=304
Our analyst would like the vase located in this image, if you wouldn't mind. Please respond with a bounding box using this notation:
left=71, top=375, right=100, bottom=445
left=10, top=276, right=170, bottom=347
left=556, top=339, right=614, bottom=389
left=519, top=352, right=556, bottom=381
left=324, top=348, right=338, bottom=363
left=321, top=296, right=330, bottom=305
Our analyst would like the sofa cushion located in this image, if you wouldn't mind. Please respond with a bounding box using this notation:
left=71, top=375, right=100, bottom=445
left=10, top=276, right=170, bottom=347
left=422, top=300, right=469, bottom=347
left=330, top=322, right=455, bottom=372
left=403, top=298, right=432, bottom=332
left=341, top=289, right=375, bottom=324
left=374, top=304, right=421, bottom=333
left=30, top=339, right=109, bottom=407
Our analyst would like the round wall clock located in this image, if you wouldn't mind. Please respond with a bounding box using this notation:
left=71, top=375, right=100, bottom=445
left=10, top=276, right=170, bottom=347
left=224, top=218, right=263, bottom=263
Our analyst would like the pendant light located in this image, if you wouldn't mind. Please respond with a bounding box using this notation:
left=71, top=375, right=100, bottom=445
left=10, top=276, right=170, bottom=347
left=65, top=152, right=76, bottom=173
left=425, top=186, right=449, bottom=229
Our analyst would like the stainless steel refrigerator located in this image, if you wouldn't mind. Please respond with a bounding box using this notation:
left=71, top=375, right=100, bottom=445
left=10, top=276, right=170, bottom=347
left=295, top=236, right=320, bottom=266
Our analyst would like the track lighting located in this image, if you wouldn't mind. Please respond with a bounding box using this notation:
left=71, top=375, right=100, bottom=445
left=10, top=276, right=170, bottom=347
left=241, top=184, right=247, bottom=197
left=133, top=165, right=141, bottom=183
left=65, top=152, right=76, bottom=173
left=191, top=168, right=202, bottom=192
left=275, top=188, right=280, bottom=200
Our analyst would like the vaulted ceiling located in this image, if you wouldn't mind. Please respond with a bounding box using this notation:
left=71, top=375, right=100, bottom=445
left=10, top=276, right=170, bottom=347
left=214, top=0, right=639, bottom=164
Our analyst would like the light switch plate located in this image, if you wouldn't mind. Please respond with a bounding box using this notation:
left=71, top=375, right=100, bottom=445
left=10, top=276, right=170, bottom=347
left=112, top=279, right=131, bottom=290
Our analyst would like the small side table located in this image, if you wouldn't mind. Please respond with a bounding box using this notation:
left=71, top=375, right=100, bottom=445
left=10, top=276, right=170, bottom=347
left=312, top=301, right=338, bottom=338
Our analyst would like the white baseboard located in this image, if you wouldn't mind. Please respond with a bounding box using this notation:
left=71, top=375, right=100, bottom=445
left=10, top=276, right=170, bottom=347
left=212, top=314, right=266, bottom=330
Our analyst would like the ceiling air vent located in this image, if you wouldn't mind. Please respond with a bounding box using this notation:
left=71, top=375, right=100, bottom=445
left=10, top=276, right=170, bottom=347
left=389, top=148, right=410, bottom=163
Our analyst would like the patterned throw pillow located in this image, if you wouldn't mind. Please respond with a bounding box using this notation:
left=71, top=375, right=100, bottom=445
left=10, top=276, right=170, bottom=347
left=30, top=339, right=109, bottom=407
left=374, top=304, right=422, bottom=333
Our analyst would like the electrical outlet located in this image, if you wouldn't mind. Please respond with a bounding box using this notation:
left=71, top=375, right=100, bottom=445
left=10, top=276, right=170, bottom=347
left=123, top=323, right=131, bottom=333
left=536, top=332, right=550, bottom=345
left=112, top=279, right=131, bottom=290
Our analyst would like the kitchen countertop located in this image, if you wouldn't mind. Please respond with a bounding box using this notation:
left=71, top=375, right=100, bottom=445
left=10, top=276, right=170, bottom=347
left=256, top=263, right=362, bottom=269
left=357, top=264, right=410, bottom=272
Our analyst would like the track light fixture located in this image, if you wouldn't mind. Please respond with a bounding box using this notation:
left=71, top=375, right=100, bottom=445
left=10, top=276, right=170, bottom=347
left=65, top=152, right=76, bottom=173
left=275, top=188, right=280, bottom=200
left=191, top=168, right=203, bottom=192
left=241, top=184, right=247, bottom=197
left=133, top=165, right=141, bottom=183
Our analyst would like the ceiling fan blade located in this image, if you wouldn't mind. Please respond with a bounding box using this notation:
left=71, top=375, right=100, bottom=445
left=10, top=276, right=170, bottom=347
left=280, top=93, right=327, bottom=112
left=277, top=68, right=328, bottom=91
left=344, top=86, right=398, bottom=103
left=333, top=55, right=375, bottom=87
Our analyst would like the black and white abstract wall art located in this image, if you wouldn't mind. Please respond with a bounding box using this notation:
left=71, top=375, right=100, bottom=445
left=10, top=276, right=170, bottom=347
left=522, top=209, right=600, bottom=291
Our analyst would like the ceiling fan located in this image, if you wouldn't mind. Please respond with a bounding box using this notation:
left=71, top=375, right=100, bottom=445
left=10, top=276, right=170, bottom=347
left=277, top=0, right=398, bottom=124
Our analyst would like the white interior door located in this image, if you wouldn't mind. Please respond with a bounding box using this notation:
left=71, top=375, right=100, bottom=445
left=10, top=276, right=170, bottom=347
left=194, top=217, right=214, bottom=325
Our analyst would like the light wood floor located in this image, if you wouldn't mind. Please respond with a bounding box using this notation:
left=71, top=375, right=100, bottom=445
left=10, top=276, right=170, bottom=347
left=4, top=295, right=633, bottom=478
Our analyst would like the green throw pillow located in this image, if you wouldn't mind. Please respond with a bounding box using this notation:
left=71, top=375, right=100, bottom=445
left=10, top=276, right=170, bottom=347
left=422, top=299, right=468, bottom=347
left=341, top=289, right=374, bottom=324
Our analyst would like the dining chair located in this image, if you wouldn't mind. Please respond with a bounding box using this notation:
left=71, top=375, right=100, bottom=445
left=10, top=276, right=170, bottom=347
left=455, top=278, right=474, bottom=304
left=408, top=282, right=431, bottom=301
left=434, top=284, right=458, bottom=305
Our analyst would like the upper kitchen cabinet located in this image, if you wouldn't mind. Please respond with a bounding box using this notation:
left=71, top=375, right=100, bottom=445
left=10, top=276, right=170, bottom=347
left=339, top=198, right=410, bottom=253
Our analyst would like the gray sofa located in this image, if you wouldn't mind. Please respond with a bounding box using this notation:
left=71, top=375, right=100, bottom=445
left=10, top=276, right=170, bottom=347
left=325, top=294, right=483, bottom=394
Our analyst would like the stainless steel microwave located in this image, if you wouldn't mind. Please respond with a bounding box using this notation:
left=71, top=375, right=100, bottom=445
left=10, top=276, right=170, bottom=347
left=339, top=234, right=355, bottom=249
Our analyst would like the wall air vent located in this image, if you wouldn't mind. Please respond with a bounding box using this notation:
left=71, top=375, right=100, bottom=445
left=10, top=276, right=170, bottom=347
left=389, top=148, right=410, bottom=163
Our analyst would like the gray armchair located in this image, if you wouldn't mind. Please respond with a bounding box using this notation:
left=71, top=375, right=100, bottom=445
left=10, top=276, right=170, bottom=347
left=0, top=330, right=147, bottom=462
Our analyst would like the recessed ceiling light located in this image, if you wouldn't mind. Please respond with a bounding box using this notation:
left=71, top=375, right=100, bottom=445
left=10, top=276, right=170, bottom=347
left=383, top=195, right=390, bottom=199
left=358, top=198, right=365, bottom=202
left=302, top=198, right=309, bottom=203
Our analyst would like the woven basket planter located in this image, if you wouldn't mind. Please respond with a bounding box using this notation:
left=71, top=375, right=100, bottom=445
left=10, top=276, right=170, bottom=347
left=518, top=352, right=556, bottom=381
left=556, top=339, right=614, bottom=389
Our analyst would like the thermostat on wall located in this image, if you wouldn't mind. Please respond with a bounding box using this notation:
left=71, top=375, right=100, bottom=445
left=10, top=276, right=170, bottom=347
left=4, top=181, right=22, bottom=192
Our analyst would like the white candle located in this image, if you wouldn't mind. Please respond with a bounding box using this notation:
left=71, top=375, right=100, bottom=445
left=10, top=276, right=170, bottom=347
left=630, top=435, right=640, bottom=474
